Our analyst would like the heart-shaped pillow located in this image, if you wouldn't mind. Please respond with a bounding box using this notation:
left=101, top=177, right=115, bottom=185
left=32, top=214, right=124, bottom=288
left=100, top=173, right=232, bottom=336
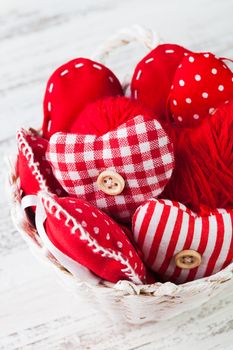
left=46, top=114, right=174, bottom=222
left=169, top=52, right=233, bottom=127
left=40, top=191, right=147, bottom=284
left=17, top=129, right=66, bottom=196
left=131, top=44, right=191, bottom=120
left=133, top=198, right=233, bottom=284
left=43, top=58, right=123, bottom=139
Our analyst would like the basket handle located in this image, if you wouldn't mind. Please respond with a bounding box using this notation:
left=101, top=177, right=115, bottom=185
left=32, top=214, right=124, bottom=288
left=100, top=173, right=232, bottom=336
left=92, top=25, right=160, bottom=64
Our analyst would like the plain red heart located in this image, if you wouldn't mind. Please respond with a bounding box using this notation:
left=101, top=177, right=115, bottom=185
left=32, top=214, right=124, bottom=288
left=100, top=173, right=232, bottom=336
left=169, top=52, right=233, bottom=127
left=131, top=44, right=191, bottom=120
left=133, top=198, right=233, bottom=284
left=43, top=58, right=123, bottom=139
left=17, top=128, right=67, bottom=197
left=40, top=192, right=147, bottom=284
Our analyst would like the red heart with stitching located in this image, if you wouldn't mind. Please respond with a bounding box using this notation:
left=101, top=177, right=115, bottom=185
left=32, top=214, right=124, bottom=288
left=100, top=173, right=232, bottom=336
left=169, top=52, right=233, bottom=127
left=133, top=198, right=233, bottom=284
left=17, top=129, right=67, bottom=197
left=43, top=58, right=123, bottom=139
left=46, top=114, right=174, bottom=223
left=131, top=44, right=191, bottom=120
left=40, top=192, right=147, bottom=284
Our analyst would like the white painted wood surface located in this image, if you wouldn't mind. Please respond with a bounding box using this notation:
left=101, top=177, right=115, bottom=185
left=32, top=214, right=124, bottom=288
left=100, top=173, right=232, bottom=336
left=1, top=0, right=233, bottom=348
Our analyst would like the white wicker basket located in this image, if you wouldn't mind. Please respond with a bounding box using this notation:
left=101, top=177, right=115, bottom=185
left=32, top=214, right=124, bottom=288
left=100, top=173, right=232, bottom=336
left=7, top=27, right=233, bottom=325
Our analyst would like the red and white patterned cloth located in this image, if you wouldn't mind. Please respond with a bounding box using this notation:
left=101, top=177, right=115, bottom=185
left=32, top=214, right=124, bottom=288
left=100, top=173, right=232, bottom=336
left=133, top=198, right=233, bottom=284
left=46, top=115, right=174, bottom=222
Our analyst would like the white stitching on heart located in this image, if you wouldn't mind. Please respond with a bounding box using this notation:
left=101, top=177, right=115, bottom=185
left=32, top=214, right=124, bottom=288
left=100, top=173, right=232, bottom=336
left=17, top=129, right=49, bottom=192
left=93, top=64, right=102, bottom=70
left=47, top=120, right=52, bottom=132
left=60, top=69, right=69, bottom=76
left=145, top=57, right=154, bottom=64
left=136, top=70, right=142, bottom=81
left=75, top=63, right=84, bottom=68
left=48, top=83, right=54, bottom=93
left=40, top=192, right=143, bottom=284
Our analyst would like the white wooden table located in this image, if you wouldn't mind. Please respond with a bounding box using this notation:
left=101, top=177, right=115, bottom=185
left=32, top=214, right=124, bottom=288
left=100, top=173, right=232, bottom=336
left=1, top=0, right=233, bottom=349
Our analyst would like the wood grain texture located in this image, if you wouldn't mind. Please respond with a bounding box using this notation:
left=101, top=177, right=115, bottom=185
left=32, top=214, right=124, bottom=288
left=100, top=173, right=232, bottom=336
left=1, top=0, right=233, bottom=348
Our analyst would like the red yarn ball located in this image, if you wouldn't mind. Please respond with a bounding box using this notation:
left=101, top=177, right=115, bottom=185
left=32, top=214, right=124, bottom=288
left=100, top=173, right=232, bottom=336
left=70, top=96, right=154, bottom=136
left=162, top=100, right=233, bottom=212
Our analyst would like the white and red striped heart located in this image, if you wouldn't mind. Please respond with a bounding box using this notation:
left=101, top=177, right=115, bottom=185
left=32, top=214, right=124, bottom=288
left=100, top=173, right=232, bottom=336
left=46, top=114, right=174, bottom=223
left=17, top=129, right=67, bottom=197
left=43, top=58, right=123, bottom=139
left=40, top=192, right=147, bottom=284
left=132, top=198, right=233, bottom=284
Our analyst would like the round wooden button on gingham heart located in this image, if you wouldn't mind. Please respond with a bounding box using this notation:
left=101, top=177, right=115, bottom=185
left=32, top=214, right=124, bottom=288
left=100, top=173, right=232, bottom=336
left=97, top=170, right=125, bottom=196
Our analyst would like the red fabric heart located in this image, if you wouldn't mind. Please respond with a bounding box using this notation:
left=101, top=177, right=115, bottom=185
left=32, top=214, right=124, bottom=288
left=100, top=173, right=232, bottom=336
left=131, top=44, right=190, bottom=120
left=43, top=58, right=123, bottom=139
left=46, top=115, right=174, bottom=222
left=40, top=192, right=147, bottom=284
left=169, top=52, right=233, bottom=127
left=133, top=198, right=233, bottom=284
left=17, top=129, right=66, bottom=196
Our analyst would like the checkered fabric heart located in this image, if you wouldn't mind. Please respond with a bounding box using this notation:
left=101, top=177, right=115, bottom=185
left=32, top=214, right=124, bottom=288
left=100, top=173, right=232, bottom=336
left=46, top=115, right=174, bottom=222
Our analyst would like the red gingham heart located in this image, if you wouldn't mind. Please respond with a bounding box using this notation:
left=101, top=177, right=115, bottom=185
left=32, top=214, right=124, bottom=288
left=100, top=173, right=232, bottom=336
left=43, top=58, right=123, bottom=139
left=40, top=192, right=147, bottom=284
left=133, top=198, right=233, bottom=284
left=46, top=115, right=174, bottom=222
left=169, top=52, right=233, bottom=127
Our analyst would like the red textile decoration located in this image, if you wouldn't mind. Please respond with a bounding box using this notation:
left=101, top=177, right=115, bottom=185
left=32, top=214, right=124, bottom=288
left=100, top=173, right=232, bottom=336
left=43, top=58, right=123, bottom=139
left=131, top=44, right=190, bottom=120
left=46, top=114, right=174, bottom=223
left=163, top=101, right=233, bottom=212
left=41, top=192, right=147, bottom=284
left=169, top=52, right=233, bottom=127
left=17, top=128, right=66, bottom=197
left=133, top=198, right=233, bottom=284
left=70, top=96, right=154, bottom=136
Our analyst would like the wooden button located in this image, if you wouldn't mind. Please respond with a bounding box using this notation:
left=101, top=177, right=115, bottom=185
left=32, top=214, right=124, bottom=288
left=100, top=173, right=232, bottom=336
left=97, top=170, right=125, bottom=196
left=175, top=250, right=202, bottom=270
